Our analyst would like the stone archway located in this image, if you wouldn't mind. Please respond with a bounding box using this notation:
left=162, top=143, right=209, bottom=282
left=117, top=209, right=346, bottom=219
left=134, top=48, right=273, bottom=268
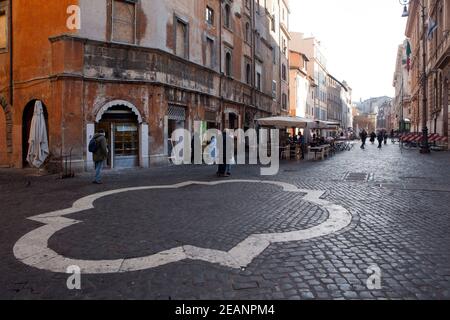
left=224, top=108, right=240, bottom=130
left=87, top=100, right=148, bottom=170
left=95, top=100, right=143, bottom=124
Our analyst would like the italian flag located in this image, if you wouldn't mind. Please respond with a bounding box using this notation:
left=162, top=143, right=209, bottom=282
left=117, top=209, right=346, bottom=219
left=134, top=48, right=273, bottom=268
left=404, top=40, right=412, bottom=72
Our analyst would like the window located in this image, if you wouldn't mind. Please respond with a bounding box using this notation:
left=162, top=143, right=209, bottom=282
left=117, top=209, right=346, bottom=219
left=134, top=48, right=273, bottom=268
left=272, top=48, right=277, bottom=65
left=246, top=64, right=251, bottom=84
left=256, top=72, right=261, bottom=91
left=270, top=15, right=275, bottom=32
left=225, top=51, right=232, bottom=76
left=112, top=0, right=136, bottom=44
left=282, top=64, right=287, bottom=81
left=206, top=6, right=214, bottom=25
left=224, top=4, right=231, bottom=29
left=175, top=19, right=189, bottom=59
left=0, top=2, right=7, bottom=49
left=245, top=22, right=250, bottom=43
left=282, top=93, right=287, bottom=110
left=205, top=37, right=214, bottom=68
left=272, top=80, right=277, bottom=99
left=282, top=37, right=287, bottom=55
left=257, top=0, right=260, bottom=14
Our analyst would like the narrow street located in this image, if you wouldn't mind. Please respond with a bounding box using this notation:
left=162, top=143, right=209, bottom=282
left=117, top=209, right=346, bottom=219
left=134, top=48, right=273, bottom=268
left=1, top=143, right=449, bottom=300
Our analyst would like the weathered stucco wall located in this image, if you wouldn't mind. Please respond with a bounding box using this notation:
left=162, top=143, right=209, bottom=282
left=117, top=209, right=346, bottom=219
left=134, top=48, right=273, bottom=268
left=79, top=0, right=107, bottom=42
left=7, top=0, right=79, bottom=168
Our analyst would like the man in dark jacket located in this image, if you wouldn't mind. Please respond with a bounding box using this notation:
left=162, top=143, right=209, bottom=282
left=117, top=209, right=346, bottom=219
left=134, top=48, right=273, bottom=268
left=370, top=131, right=376, bottom=144
left=217, top=130, right=234, bottom=177
left=377, top=131, right=384, bottom=149
left=360, top=129, right=368, bottom=149
left=92, top=129, right=108, bottom=184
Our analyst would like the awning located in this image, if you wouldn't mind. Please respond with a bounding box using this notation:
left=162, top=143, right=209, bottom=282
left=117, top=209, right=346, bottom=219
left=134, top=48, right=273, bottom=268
left=308, top=120, right=341, bottom=129
left=256, top=116, right=315, bottom=129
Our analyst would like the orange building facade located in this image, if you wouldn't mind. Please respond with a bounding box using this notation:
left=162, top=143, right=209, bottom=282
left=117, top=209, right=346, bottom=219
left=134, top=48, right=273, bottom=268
left=0, top=0, right=290, bottom=171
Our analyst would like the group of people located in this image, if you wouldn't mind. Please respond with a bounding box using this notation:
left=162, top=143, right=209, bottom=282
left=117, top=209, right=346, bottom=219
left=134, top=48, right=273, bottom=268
left=88, top=129, right=236, bottom=184
left=286, top=132, right=306, bottom=160
left=359, top=129, right=389, bottom=150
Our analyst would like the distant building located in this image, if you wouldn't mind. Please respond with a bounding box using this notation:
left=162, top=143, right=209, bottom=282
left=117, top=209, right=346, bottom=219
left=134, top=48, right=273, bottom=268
left=290, top=32, right=328, bottom=121
left=376, top=99, right=394, bottom=131
left=288, top=49, right=315, bottom=119
left=392, top=43, right=412, bottom=133
left=290, top=32, right=353, bottom=134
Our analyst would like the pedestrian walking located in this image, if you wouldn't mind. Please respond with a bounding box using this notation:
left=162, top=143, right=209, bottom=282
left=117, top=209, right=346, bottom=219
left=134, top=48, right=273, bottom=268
left=370, top=132, right=376, bottom=144
left=298, top=132, right=305, bottom=160
left=384, top=131, right=388, bottom=145
left=377, top=131, right=384, bottom=149
left=360, top=129, right=368, bottom=149
left=217, top=130, right=234, bottom=177
left=390, top=129, right=396, bottom=144
left=210, top=136, right=217, bottom=160
left=89, top=129, right=108, bottom=184
left=225, top=131, right=234, bottom=176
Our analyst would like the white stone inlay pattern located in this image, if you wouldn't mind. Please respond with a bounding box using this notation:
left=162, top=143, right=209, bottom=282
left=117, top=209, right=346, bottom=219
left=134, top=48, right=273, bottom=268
left=13, top=180, right=352, bottom=274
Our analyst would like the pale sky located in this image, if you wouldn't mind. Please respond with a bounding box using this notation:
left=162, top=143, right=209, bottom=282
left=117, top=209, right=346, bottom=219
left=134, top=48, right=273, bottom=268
left=289, top=0, right=408, bottom=102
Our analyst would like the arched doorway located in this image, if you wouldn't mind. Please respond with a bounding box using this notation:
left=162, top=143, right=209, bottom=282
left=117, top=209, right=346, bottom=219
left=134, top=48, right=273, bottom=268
left=22, top=100, right=49, bottom=167
left=95, top=101, right=143, bottom=169
left=223, top=110, right=239, bottom=130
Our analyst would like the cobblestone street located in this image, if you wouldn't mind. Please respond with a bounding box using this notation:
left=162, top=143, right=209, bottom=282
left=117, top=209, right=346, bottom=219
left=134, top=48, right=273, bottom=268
left=0, top=143, right=449, bottom=300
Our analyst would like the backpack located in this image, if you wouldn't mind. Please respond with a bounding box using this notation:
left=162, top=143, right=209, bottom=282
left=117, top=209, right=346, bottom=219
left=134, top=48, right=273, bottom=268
left=88, top=137, right=98, bottom=153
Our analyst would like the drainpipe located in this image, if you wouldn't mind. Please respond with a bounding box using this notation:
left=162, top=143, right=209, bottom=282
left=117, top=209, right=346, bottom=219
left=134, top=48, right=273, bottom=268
left=219, top=1, right=224, bottom=131
left=252, top=0, right=256, bottom=121
left=8, top=0, right=13, bottom=106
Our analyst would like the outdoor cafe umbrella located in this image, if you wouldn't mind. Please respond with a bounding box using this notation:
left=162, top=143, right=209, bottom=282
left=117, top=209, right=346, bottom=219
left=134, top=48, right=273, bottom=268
left=256, top=116, right=315, bottom=129
left=26, top=100, right=49, bottom=168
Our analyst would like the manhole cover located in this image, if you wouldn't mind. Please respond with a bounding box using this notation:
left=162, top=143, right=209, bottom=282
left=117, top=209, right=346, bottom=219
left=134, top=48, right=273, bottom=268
left=344, top=172, right=372, bottom=182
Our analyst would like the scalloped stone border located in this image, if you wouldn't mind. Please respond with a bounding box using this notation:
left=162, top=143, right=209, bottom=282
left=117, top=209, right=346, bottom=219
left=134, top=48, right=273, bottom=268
left=13, top=180, right=352, bottom=274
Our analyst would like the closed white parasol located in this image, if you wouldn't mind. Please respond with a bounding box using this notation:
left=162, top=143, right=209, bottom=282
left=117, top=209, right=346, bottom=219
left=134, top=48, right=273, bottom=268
left=26, top=101, right=49, bottom=168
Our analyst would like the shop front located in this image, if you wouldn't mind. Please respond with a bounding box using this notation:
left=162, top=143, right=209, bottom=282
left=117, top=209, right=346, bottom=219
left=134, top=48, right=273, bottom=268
left=87, top=100, right=149, bottom=170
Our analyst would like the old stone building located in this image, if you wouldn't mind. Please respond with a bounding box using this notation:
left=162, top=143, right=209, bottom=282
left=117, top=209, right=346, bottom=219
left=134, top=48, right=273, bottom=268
left=288, top=49, right=315, bottom=119
left=0, top=0, right=290, bottom=171
left=393, top=43, right=412, bottom=133
left=290, top=32, right=328, bottom=121
left=405, top=0, right=449, bottom=145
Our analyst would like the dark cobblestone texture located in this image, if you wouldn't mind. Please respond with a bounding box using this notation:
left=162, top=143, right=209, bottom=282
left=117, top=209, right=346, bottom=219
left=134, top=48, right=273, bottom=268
left=48, top=184, right=328, bottom=260
left=0, top=143, right=449, bottom=299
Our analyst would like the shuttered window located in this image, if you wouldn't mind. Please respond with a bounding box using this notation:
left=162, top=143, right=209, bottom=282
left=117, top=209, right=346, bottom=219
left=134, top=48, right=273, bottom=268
left=112, top=0, right=136, bottom=44
left=175, top=19, right=188, bottom=59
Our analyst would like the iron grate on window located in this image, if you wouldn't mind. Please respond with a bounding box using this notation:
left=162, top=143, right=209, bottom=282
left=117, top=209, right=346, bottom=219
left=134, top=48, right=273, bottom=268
left=167, top=105, right=186, bottom=121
